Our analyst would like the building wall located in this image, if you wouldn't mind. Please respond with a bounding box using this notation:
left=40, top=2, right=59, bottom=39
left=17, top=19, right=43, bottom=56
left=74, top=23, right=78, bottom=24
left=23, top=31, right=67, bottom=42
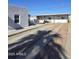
left=8, top=6, right=28, bottom=30
left=55, top=19, right=67, bottom=23
left=37, top=14, right=69, bottom=23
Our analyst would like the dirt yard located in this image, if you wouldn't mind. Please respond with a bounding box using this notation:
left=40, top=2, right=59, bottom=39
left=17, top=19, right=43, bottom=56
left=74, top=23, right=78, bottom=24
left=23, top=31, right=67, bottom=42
left=54, top=23, right=71, bottom=59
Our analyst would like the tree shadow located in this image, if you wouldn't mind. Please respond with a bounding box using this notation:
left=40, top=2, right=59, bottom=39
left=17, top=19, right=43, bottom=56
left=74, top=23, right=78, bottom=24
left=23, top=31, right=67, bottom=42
left=8, top=30, right=67, bottom=59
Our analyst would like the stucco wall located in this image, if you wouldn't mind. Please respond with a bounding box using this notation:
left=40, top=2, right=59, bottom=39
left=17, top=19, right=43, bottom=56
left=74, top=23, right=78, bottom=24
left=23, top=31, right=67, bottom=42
left=8, top=6, right=28, bottom=30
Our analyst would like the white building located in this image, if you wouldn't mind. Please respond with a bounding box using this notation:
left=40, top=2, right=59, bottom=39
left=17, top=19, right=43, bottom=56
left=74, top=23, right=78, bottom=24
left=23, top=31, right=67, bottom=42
left=29, top=16, right=37, bottom=25
left=37, top=14, right=70, bottom=23
left=8, top=6, right=29, bottom=30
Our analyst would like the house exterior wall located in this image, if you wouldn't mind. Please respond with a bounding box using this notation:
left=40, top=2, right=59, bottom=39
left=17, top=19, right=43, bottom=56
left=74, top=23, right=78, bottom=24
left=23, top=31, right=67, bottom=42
left=8, top=6, right=28, bottom=30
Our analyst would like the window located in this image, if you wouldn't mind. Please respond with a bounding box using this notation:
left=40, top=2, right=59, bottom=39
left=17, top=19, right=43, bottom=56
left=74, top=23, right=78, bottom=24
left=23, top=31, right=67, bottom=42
left=48, top=17, right=51, bottom=20
left=61, top=16, right=65, bottom=19
left=14, top=15, right=19, bottom=23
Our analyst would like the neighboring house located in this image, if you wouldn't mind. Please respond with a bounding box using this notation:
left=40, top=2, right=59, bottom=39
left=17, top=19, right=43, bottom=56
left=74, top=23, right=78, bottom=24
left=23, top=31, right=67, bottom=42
left=29, top=16, right=38, bottom=25
left=8, top=6, right=28, bottom=30
left=37, top=14, right=70, bottom=23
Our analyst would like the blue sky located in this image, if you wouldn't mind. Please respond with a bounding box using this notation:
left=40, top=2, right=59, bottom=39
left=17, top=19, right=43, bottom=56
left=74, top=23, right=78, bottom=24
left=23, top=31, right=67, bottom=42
left=8, top=0, right=71, bottom=16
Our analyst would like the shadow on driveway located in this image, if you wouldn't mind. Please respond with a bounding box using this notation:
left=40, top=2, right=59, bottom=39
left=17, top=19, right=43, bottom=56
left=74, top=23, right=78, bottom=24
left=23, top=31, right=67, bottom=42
left=8, top=30, right=67, bottom=59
